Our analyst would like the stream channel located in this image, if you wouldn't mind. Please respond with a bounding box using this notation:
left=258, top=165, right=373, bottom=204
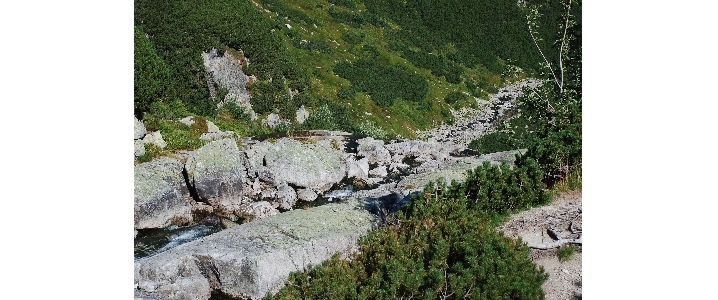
left=134, top=130, right=474, bottom=260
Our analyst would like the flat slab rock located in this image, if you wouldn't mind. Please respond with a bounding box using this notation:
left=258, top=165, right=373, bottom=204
left=135, top=199, right=378, bottom=300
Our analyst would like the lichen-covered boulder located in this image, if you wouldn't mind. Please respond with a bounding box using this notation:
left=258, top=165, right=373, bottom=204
left=297, top=188, right=318, bottom=202
left=134, top=157, right=192, bottom=230
left=295, top=105, right=309, bottom=124
left=263, top=138, right=346, bottom=192
left=274, top=182, right=297, bottom=210
left=237, top=201, right=279, bottom=221
left=134, top=140, right=146, bottom=158
left=135, top=117, right=147, bottom=140
left=357, top=137, right=391, bottom=165
left=369, top=165, right=388, bottom=178
left=185, top=139, right=247, bottom=218
left=261, top=113, right=287, bottom=128
left=244, top=141, right=273, bottom=178
left=143, top=131, right=167, bottom=149
left=134, top=199, right=378, bottom=300
left=346, top=156, right=369, bottom=181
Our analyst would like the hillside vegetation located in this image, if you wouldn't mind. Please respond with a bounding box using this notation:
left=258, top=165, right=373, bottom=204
left=135, top=0, right=582, bottom=298
left=134, top=0, right=578, bottom=140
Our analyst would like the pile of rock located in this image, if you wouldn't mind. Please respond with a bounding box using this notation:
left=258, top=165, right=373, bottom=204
left=134, top=136, right=351, bottom=231
left=134, top=116, right=168, bottom=158
left=417, top=79, right=542, bottom=147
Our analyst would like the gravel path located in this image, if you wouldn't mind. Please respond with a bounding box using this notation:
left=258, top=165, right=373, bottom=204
left=498, top=190, right=583, bottom=300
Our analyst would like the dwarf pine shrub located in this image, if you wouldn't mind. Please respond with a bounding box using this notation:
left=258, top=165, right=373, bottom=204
left=266, top=159, right=550, bottom=300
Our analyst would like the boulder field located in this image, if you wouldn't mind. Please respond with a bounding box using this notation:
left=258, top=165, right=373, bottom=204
left=134, top=132, right=525, bottom=299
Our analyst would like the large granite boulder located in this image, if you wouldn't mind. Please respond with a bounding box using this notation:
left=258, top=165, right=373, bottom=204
left=135, top=117, right=147, bottom=140
left=134, top=140, right=146, bottom=158
left=346, top=156, right=370, bottom=181
left=263, top=138, right=346, bottom=192
left=142, top=131, right=167, bottom=149
left=357, top=137, right=391, bottom=165
left=274, top=182, right=297, bottom=210
left=244, top=140, right=273, bottom=178
left=134, top=199, right=378, bottom=300
left=134, top=157, right=193, bottom=230
left=185, top=139, right=247, bottom=219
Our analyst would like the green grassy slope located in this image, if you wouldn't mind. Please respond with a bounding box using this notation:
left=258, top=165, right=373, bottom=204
left=134, top=0, right=575, bottom=142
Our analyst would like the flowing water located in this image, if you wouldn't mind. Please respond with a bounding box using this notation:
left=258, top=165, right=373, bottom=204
left=135, top=225, right=221, bottom=260
left=134, top=130, right=482, bottom=260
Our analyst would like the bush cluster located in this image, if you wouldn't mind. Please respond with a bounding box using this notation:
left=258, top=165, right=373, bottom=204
left=334, top=58, right=428, bottom=107
left=134, top=26, right=174, bottom=114
left=394, top=44, right=464, bottom=84
left=363, top=0, right=578, bottom=75
left=135, top=0, right=311, bottom=117
left=267, top=159, right=550, bottom=299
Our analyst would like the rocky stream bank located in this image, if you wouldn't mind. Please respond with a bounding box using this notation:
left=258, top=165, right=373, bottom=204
left=133, top=80, right=546, bottom=299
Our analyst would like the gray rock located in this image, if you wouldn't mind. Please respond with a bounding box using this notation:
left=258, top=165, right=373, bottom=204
left=200, top=131, right=236, bottom=141
left=264, top=138, right=346, bottom=192
left=369, top=165, right=388, bottom=178
left=297, top=188, right=318, bottom=202
left=388, top=162, right=410, bottom=173
left=274, top=182, right=298, bottom=210
left=357, top=137, right=392, bottom=165
left=206, top=120, right=221, bottom=133
left=179, top=116, right=195, bottom=127
left=295, top=105, right=309, bottom=124
left=185, top=139, right=247, bottom=219
left=252, top=178, right=261, bottom=196
left=134, top=199, right=378, bottom=300
left=346, top=156, right=370, bottom=181
left=384, top=140, right=434, bottom=157
left=261, top=113, right=289, bottom=128
left=257, top=166, right=277, bottom=186
left=134, top=140, right=146, bottom=158
left=244, top=141, right=273, bottom=177
left=134, top=289, right=167, bottom=300
left=261, top=187, right=277, bottom=199
left=415, top=160, right=445, bottom=174
left=143, top=131, right=167, bottom=149
left=237, top=201, right=279, bottom=221
left=202, top=48, right=250, bottom=103
left=478, top=149, right=527, bottom=164
left=134, top=157, right=193, bottom=230
left=135, top=117, right=147, bottom=140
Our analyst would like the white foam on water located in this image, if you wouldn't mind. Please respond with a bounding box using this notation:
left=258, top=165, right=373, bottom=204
left=152, top=225, right=217, bottom=255
left=323, top=185, right=353, bottom=199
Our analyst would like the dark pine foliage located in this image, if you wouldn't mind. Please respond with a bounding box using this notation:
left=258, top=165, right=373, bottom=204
left=267, top=159, right=550, bottom=300
left=334, top=58, right=428, bottom=107
left=135, top=0, right=311, bottom=117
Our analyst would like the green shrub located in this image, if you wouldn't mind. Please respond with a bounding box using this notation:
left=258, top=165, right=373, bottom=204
left=341, top=30, right=365, bottom=45
left=443, top=91, right=469, bottom=105
left=328, top=0, right=357, bottom=9
left=557, top=245, right=576, bottom=262
left=136, top=144, right=163, bottom=163
left=221, top=100, right=252, bottom=122
left=267, top=160, right=550, bottom=299
left=468, top=132, right=514, bottom=154
left=334, top=59, right=428, bottom=107
left=301, top=102, right=357, bottom=133
left=134, top=26, right=174, bottom=113
left=357, top=120, right=390, bottom=141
